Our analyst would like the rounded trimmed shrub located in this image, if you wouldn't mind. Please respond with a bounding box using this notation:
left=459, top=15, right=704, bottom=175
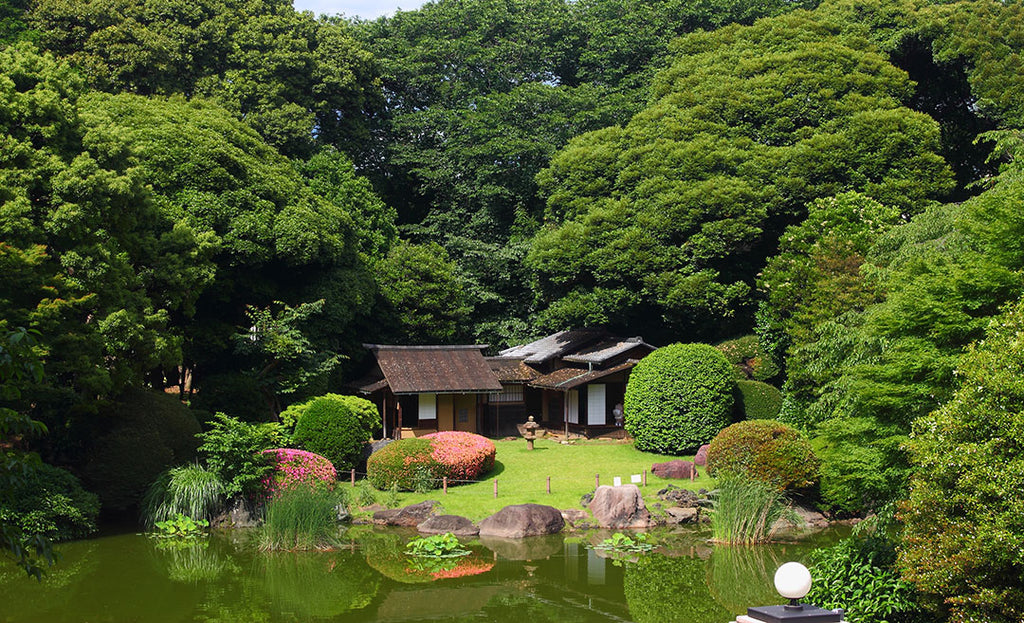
left=624, top=343, right=735, bottom=454
left=715, top=335, right=780, bottom=381
left=262, top=448, right=338, bottom=494
left=422, top=431, right=496, bottom=481
left=0, top=462, right=99, bottom=541
left=281, top=394, right=380, bottom=437
left=84, top=389, right=202, bottom=511
left=292, top=397, right=369, bottom=472
left=365, top=438, right=438, bottom=491
left=735, top=380, right=783, bottom=420
left=706, top=419, right=820, bottom=492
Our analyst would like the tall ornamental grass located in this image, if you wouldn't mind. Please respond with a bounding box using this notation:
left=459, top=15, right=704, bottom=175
left=710, top=475, right=792, bottom=544
left=142, top=464, right=225, bottom=528
left=259, top=485, right=345, bottom=551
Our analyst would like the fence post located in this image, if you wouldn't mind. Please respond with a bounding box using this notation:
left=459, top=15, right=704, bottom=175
left=547, top=476, right=551, bottom=494
left=595, top=473, right=600, bottom=489
left=351, top=469, right=355, bottom=486
left=643, top=469, right=647, bottom=487
left=443, top=476, right=448, bottom=494
left=493, top=478, right=498, bottom=498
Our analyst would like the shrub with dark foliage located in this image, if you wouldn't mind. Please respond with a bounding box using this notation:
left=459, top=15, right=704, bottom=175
left=292, top=397, right=370, bottom=472
left=706, top=419, right=819, bottom=492
left=83, top=389, right=202, bottom=511
left=624, top=343, right=735, bottom=454
left=735, top=380, right=783, bottom=420
left=0, top=462, right=99, bottom=541
left=366, top=439, right=439, bottom=491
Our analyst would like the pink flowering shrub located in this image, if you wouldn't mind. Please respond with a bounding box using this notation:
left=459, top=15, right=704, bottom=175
left=366, top=433, right=497, bottom=491
left=422, top=432, right=496, bottom=481
left=261, top=448, right=337, bottom=495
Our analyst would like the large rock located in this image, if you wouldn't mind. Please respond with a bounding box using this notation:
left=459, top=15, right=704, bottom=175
left=589, top=485, right=653, bottom=529
left=771, top=503, right=830, bottom=533
left=212, top=498, right=259, bottom=528
left=560, top=508, right=592, bottom=529
left=373, top=500, right=439, bottom=527
left=652, top=459, right=698, bottom=480
left=478, top=504, right=565, bottom=538
left=664, top=506, right=699, bottom=524
left=417, top=514, right=479, bottom=536
left=694, top=444, right=711, bottom=466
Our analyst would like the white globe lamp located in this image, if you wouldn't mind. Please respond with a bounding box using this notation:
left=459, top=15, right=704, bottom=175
left=774, top=562, right=812, bottom=607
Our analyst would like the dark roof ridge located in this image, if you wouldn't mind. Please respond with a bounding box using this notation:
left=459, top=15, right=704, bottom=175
left=363, top=344, right=490, bottom=351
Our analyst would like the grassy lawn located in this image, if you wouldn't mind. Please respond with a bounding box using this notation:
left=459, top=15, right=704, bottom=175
left=344, top=437, right=715, bottom=521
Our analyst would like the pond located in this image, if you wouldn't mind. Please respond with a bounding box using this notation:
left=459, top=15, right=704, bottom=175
left=0, top=525, right=847, bottom=623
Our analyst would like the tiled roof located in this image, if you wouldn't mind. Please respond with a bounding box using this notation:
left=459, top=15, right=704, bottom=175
left=528, top=360, right=639, bottom=390
left=364, top=345, right=502, bottom=394
left=486, top=357, right=540, bottom=383
left=498, top=329, right=608, bottom=364
left=562, top=337, right=656, bottom=364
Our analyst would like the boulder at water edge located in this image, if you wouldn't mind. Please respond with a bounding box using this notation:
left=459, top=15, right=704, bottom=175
left=373, top=500, right=439, bottom=527
left=478, top=504, right=565, bottom=538
left=589, top=484, right=653, bottom=529
left=417, top=514, right=479, bottom=536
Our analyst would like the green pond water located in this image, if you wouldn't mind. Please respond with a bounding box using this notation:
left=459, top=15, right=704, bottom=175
left=0, top=525, right=847, bottom=623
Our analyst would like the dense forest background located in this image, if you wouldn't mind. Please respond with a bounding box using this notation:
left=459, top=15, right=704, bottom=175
left=3, top=0, right=1024, bottom=618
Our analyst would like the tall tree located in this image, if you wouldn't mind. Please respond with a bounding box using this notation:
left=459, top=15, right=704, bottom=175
left=530, top=10, right=953, bottom=342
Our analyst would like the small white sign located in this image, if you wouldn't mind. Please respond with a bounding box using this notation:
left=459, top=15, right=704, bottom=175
left=631, top=474, right=642, bottom=484
left=613, top=476, right=622, bottom=487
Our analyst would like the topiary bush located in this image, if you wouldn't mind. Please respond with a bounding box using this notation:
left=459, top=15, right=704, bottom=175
left=624, top=343, right=735, bottom=454
left=280, top=394, right=380, bottom=437
left=706, top=419, right=819, bottom=492
left=365, top=439, right=440, bottom=491
left=291, top=397, right=370, bottom=472
left=735, top=380, right=783, bottom=420
left=83, top=389, right=202, bottom=511
left=262, top=448, right=337, bottom=495
left=422, top=431, right=496, bottom=481
left=0, top=462, right=100, bottom=542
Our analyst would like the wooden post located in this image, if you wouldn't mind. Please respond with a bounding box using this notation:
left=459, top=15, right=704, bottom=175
left=547, top=476, right=551, bottom=494
left=643, top=469, right=647, bottom=487
left=396, top=398, right=403, bottom=439
left=350, top=469, right=355, bottom=486
left=595, top=473, right=600, bottom=488
left=493, top=478, right=498, bottom=498
left=443, top=477, right=448, bottom=494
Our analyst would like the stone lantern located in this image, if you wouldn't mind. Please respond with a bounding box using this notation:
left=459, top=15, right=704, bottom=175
left=522, top=415, right=541, bottom=450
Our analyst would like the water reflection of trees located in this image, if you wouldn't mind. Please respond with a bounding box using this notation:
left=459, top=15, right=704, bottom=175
left=624, top=555, right=732, bottom=623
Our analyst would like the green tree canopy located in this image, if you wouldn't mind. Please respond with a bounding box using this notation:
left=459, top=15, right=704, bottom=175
left=530, top=10, right=954, bottom=342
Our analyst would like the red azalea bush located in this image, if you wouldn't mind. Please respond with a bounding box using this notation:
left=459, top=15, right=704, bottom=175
left=262, top=448, right=337, bottom=494
left=422, top=431, right=496, bottom=481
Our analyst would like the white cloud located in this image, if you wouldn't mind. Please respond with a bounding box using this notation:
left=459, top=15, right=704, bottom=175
left=292, top=0, right=426, bottom=19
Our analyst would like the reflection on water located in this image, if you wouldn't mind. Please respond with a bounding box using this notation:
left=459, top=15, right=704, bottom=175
left=0, top=525, right=845, bottom=622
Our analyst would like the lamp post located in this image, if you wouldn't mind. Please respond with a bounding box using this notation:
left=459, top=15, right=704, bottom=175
left=730, top=562, right=846, bottom=623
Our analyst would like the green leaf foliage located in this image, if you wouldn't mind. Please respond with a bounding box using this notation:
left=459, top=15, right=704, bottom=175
left=624, top=555, right=731, bottom=623
left=734, top=380, right=783, bottom=421
left=365, top=439, right=439, bottom=492
left=706, top=420, right=819, bottom=492
left=0, top=462, right=99, bottom=543
left=280, top=394, right=379, bottom=438
left=624, top=343, right=734, bottom=454
left=531, top=10, right=953, bottom=340
left=82, top=389, right=202, bottom=512
left=715, top=335, right=779, bottom=382
left=291, top=397, right=370, bottom=472
left=899, top=297, right=1024, bottom=623
left=196, top=413, right=286, bottom=500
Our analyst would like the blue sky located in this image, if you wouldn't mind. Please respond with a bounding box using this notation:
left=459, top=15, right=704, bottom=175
left=292, top=0, right=427, bottom=19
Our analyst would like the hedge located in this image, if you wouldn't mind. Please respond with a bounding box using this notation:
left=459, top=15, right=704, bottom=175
left=365, top=439, right=438, bottom=491
left=735, top=380, right=783, bottom=420
left=292, top=397, right=369, bottom=472
left=0, top=462, right=99, bottom=541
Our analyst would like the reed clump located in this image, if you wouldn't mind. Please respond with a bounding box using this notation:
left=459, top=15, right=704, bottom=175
left=142, top=464, right=226, bottom=528
left=258, top=485, right=345, bottom=551
left=709, top=474, right=793, bottom=544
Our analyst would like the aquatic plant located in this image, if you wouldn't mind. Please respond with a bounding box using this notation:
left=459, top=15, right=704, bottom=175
left=259, top=485, right=344, bottom=551
left=406, top=532, right=470, bottom=559
left=709, top=475, right=792, bottom=544
left=142, top=464, right=225, bottom=528
left=593, top=532, right=654, bottom=554
left=152, top=513, right=209, bottom=539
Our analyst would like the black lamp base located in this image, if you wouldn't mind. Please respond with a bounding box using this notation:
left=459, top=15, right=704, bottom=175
left=747, top=604, right=843, bottom=623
